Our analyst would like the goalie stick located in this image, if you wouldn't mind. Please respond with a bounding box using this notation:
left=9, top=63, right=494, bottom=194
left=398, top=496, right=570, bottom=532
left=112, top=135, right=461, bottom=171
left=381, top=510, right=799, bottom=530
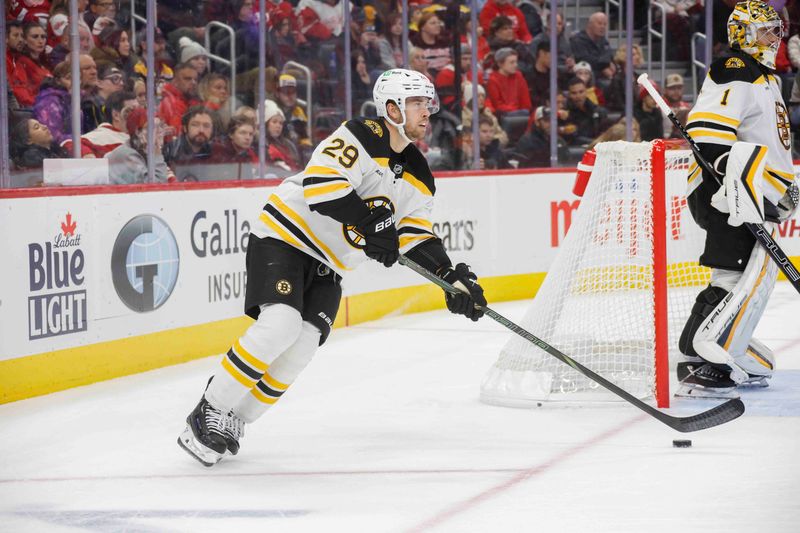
left=398, top=255, right=745, bottom=433
left=637, top=73, right=800, bottom=294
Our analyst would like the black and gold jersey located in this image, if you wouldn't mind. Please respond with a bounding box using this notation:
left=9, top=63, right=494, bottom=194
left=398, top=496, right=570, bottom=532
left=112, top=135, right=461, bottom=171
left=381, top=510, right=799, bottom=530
left=251, top=117, right=439, bottom=275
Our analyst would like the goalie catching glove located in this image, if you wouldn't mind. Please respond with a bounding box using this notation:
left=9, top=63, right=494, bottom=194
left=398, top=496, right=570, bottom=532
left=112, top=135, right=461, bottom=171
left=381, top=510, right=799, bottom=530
left=710, top=142, right=768, bottom=227
left=440, top=263, right=487, bottom=321
left=356, top=206, right=399, bottom=267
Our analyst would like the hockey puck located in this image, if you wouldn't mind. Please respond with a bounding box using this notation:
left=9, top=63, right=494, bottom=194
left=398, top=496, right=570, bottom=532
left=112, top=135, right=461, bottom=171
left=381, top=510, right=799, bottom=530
left=673, top=439, right=692, bottom=448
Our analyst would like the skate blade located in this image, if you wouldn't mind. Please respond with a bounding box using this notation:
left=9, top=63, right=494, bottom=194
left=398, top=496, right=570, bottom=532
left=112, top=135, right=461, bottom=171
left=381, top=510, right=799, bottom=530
left=741, top=376, right=770, bottom=388
left=674, top=383, right=740, bottom=400
left=177, top=426, right=224, bottom=467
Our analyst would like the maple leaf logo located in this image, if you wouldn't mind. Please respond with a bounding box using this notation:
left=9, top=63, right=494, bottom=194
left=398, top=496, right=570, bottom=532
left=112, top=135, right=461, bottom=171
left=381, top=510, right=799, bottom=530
left=61, top=213, right=77, bottom=237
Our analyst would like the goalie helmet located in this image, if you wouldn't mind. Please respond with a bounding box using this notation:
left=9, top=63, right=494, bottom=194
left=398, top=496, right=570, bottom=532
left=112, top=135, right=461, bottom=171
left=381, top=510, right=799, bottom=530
left=727, top=1, right=783, bottom=70
left=372, top=68, right=440, bottom=128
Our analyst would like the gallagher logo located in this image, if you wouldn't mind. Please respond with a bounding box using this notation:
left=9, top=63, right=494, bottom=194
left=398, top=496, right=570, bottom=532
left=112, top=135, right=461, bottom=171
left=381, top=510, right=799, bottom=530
left=111, top=215, right=179, bottom=312
left=28, top=212, right=88, bottom=340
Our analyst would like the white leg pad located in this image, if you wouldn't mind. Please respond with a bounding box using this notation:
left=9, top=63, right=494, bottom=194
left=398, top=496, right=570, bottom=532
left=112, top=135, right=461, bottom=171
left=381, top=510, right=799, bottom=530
left=692, top=234, right=779, bottom=383
left=233, top=321, right=321, bottom=423
left=205, top=304, right=303, bottom=412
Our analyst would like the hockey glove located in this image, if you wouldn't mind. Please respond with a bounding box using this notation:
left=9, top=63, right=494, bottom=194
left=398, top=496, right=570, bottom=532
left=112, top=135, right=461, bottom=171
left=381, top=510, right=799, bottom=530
left=355, top=206, right=399, bottom=267
left=440, top=263, right=487, bottom=321
left=778, top=182, right=799, bottom=222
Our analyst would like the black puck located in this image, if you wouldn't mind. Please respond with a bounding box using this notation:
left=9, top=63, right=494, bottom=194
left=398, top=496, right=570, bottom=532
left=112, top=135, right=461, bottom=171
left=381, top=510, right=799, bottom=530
left=673, top=439, right=692, bottom=448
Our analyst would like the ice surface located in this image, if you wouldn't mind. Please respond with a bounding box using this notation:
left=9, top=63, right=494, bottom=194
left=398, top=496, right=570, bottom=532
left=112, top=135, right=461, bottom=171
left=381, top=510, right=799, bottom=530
left=1, top=284, right=799, bottom=532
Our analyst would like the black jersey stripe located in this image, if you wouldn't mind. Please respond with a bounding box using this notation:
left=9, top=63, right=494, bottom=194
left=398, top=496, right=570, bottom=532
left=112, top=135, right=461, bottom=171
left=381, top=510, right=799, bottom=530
left=227, top=349, right=263, bottom=381
left=685, top=121, right=738, bottom=135
left=398, top=226, right=434, bottom=236
left=264, top=204, right=330, bottom=264
left=766, top=170, right=793, bottom=187
left=303, top=176, right=349, bottom=187
left=256, top=380, right=285, bottom=398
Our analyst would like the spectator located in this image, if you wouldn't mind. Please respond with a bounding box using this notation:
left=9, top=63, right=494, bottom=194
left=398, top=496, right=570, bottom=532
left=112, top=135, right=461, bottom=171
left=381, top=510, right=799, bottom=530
left=514, top=106, right=563, bottom=167
left=357, top=22, right=395, bottom=80
left=517, top=0, right=547, bottom=38
left=351, top=49, right=374, bottom=113
left=83, top=62, right=125, bottom=132
left=14, top=22, right=53, bottom=107
left=7, top=21, right=32, bottom=107
left=8, top=0, right=51, bottom=27
left=480, top=0, right=533, bottom=44
left=106, top=107, right=172, bottom=184
left=295, top=0, right=346, bottom=40
left=564, top=77, right=608, bottom=146
left=788, top=32, right=800, bottom=71
left=275, top=74, right=311, bottom=150
left=476, top=114, right=511, bottom=169
left=267, top=8, right=301, bottom=67
left=435, top=48, right=483, bottom=114
left=604, top=43, right=644, bottom=112
left=199, top=72, right=236, bottom=132
left=77, top=53, right=98, bottom=91
left=128, top=77, right=147, bottom=107
left=588, top=117, right=641, bottom=148
left=84, top=0, right=114, bottom=31
left=570, top=12, right=614, bottom=77
left=133, top=27, right=174, bottom=83
left=65, top=90, right=138, bottom=158
left=661, top=73, right=691, bottom=139
left=462, top=82, right=509, bottom=147
left=525, top=41, right=563, bottom=110
left=634, top=85, right=664, bottom=141
left=409, top=12, right=452, bottom=76
left=573, top=60, right=606, bottom=106
left=408, top=46, right=434, bottom=82
left=164, top=105, right=216, bottom=177
left=263, top=99, right=302, bottom=172
left=383, top=12, right=405, bottom=68
left=10, top=118, right=67, bottom=170
left=210, top=115, right=258, bottom=167
left=530, top=11, right=575, bottom=77
left=594, top=60, right=616, bottom=99
left=91, top=26, right=138, bottom=77
left=485, top=15, right=535, bottom=77
left=486, top=47, right=532, bottom=116
left=33, top=62, right=74, bottom=146
left=178, top=37, right=209, bottom=77
left=232, top=105, right=258, bottom=137
left=158, top=63, right=202, bottom=134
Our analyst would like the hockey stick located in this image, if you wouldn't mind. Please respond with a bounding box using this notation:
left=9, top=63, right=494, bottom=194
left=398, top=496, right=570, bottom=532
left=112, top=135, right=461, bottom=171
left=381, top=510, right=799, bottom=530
left=398, top=255, right=745, bottom=432
left=637, top=73, right=800, bottom=293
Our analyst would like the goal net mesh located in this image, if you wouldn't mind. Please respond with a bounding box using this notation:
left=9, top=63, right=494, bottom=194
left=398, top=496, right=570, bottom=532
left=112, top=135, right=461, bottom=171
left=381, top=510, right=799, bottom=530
left=481, top=141, right=710, bottom=406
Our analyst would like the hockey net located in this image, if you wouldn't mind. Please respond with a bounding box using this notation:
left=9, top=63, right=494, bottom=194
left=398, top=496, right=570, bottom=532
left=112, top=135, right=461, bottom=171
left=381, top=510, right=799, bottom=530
left=481, top=141, right=710, bottom=408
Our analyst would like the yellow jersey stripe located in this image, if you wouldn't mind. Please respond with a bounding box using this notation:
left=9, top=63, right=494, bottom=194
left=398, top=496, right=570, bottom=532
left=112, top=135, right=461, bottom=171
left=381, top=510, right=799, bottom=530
left=263, top=371, right=289, bottom=391
left=763, top=172, right=788, bottom=195
left=374, top=157, right=390, bottom=167
left=269, top=195, right=349, bottom=271
left=259, top=212, right=304, bottom=249
left=400, top=234, right=434, bottom=248
left=250, top=387, right=279, bottom=405
left=399, top=216, right=433, bottom=230
left=687, top=112, right=741, bottom=127
left=765, top=166, right=794, bottom=182
left=222, top=357, right=257, bottom=387
left=233, top=339, right=268, bottom=373
left=304, top=165, right=344, bottom=176
left=403, top=171, right=433, bottom=196
left=303, top=181, right=352, bottom=199
left=687, top=129, right=737, bottom=141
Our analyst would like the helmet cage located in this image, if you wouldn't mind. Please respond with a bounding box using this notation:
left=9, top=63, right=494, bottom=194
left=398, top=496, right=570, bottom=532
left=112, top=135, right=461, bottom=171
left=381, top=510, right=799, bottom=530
left=727, top=1, right=783, bottom=69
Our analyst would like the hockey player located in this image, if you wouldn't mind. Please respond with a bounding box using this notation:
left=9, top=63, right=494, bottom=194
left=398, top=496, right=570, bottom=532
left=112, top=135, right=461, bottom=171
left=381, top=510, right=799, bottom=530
left=178, top=69, right=488, bottom=466
left=677, top=1, right=798, bottom=398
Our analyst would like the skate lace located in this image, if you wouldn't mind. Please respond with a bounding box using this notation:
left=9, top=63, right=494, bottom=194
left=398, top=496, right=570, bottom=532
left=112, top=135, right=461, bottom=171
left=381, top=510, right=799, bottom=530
left=224, top=412, right=245, bottom=440
left=204, top=403, right=227, bottom=434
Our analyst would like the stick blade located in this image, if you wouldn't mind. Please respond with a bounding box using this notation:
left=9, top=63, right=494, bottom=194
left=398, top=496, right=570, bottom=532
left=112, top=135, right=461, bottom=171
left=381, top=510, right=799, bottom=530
left=668, top=398, right=745, bottom=433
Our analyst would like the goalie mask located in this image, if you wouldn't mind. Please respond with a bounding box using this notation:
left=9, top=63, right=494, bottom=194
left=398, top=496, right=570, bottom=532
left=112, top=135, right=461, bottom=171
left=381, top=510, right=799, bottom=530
left=373, top=69, right=439, bottom=141
left=727, top=1, right=783, bottom=70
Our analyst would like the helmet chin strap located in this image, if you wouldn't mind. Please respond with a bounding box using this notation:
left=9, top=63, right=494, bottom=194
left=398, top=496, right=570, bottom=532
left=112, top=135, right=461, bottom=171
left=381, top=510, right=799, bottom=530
left=384, top=106, right=413, bottom=149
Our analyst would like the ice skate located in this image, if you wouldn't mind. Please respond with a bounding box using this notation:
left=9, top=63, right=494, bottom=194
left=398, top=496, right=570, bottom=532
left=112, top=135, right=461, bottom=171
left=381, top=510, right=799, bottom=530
left=223, top=411, right=245, bottom=456
left=674, top=361, right=740, bottom=399
left=177, top=397, right=228, bottom=467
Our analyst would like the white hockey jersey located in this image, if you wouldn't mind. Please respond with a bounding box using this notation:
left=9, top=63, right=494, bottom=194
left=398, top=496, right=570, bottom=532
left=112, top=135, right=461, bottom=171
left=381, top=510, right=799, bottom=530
left=685, top=50, right=795, bottom=206
left=251, top=117, right=438, bottom=275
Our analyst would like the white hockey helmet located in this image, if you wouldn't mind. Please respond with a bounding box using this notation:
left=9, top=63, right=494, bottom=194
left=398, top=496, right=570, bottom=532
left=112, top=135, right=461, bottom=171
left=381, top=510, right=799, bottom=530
left=727, top=1, right=783, bottom=69
left=372, top=68, right=440, bottom=125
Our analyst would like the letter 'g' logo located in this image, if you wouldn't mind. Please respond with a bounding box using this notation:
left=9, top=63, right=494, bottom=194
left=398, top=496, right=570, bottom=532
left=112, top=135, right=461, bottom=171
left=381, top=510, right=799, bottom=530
left=112, top=215, right=180, bottom=312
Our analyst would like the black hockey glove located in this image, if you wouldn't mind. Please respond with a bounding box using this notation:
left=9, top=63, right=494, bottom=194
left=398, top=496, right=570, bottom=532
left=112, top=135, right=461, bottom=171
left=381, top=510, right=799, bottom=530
left=440, top=263, right=486, bottom=321
left=355, top=206, right=399, bottom=267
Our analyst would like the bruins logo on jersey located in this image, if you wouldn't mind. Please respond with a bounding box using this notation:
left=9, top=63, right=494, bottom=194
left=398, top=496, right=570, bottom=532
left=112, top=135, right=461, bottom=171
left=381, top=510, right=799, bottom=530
left=364, top=119, right=384, bottom=138
left=725, top=57, right=745, bottom=69
left=275, top=279, right=293, bottom=295
left=343, top=196, right=394, bottom=249
left=776, top=102, right=791, bottom=150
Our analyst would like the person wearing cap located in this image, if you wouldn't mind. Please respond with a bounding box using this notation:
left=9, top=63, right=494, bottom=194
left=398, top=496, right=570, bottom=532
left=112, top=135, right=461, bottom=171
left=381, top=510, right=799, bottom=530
left=633, top=83, right=664, bottom=142
left=158, top=62, right=202, bottom=134
left=84, top=0, right=115, bottom=32
left=662, top=73, right=691, bottom=139
left=178, top=36, right=209, bottom=77
left=276, top=74, right=311, bottom=150
left=106, top=106, right=172, bottom=184
left=263, top=98, right=303, bottom=172
left=356, top=21, right=395, bottom=79
left=133, top=27, right=174, bottom=83
left=514, top=105, right=565, bottom=168
left=572, top=60, right=606, bottom=106
left=486, top=47, right=532, bottom=116
left=462, top=82, right=508, bottom=147
left=82, top=61, right=126, bottom=132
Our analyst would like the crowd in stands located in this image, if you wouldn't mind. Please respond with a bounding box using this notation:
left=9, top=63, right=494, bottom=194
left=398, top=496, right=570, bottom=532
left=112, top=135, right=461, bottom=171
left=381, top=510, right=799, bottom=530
left=4, top=0, right=800, bottom=185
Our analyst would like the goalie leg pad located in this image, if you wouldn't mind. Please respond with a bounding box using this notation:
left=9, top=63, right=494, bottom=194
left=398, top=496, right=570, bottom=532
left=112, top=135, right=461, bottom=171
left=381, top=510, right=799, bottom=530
left=688, top=240, right=778, bottom=383
left=736, top=337, right=775, bottom=385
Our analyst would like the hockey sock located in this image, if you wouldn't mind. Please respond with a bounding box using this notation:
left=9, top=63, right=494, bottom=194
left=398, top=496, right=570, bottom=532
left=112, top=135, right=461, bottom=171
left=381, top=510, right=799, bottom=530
left=205, top=304, right=303, bottom=412
left=233, top=321, right=321, bottom=423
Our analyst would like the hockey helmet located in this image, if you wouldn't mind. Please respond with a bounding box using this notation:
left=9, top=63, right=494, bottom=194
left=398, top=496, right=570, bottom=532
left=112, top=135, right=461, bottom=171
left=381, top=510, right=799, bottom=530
left=727, top=1, right=783, bottom=70
left=372, top=69, right=439, bottom=127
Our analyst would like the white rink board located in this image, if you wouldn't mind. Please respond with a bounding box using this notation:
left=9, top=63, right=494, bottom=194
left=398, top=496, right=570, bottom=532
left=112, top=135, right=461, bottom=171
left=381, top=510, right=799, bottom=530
left=2, top=164, right=800, bottom=363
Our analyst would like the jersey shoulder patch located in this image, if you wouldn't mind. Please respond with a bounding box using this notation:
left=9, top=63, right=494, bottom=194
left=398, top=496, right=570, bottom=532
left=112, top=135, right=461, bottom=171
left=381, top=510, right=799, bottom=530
left=345, top=117, right=390, bottom=159
left=708, top=51, right=765, bottom=85
left=403, top=144, right=436, bottom=196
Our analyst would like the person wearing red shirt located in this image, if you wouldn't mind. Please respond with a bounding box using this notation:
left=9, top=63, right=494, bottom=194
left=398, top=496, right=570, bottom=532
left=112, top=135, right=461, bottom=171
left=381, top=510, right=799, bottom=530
left=13, top=22, right=53, bottom=107
left=486, top=47, right=531, bottom=116
left=158, top=63, right=202, bottom=136
left=479, top=0, right=532, bottom=44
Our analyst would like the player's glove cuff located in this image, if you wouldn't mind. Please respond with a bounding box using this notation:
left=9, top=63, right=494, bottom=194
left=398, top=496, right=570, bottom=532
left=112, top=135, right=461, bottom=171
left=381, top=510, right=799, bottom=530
left=440, top=263, right=486, bottom=321
left=355, top=206, right=399, bottom=267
